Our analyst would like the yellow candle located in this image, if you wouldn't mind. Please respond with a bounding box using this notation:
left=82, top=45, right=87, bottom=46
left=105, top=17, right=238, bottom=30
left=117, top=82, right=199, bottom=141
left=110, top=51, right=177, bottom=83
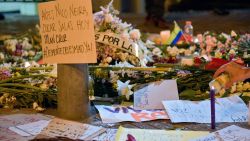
left=160, top=30, right=170, bottom=45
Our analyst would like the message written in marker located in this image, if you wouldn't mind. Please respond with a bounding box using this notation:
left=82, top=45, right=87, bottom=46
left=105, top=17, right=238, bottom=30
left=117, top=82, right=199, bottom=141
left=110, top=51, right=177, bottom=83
left=38, top=0, right=96, bottom=64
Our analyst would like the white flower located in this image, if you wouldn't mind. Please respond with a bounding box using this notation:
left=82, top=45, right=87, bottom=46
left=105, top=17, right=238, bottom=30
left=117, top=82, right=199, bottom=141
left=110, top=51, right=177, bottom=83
left=104, top=14, right=113, bottom=23
left=219, top=88, right=226, bottom=97
left=243, top=82, right=250, bottom=91
left=236, top=82, right=244, bottom=92
left=117, top=80, right=134, bottom=100
left=129, top=29, right=141, bottom=40
left=28, top=50, right=35, bottom=57
left=168, top=46, right=179, bottom=56
left=230, top=83, right=237, bottom=93
left=152, top=48, right=162, bottom=57
left=121, top=31, right=130, bottom=41
left=167, top=46, right=172, bottom=52
left=120, top=22, right=132, bottom=29
left=22, top=38, right=32, bottom=50
left=22, top=51, right=28, bottom=57
left=229, top=49, right=236, bottom=55
left=40, top=83, right=48, bottom=90
left=190, top=46, right=196, bottom=52
left=89, top=95, right=95, bottom=100
left=0, top=53, right=4, bottom=61
left=33, top=102, right=39, bottom=109
left=105, top=56, right=112, bottom=63
left=184, top=49, right=192, bottom=56
left=179, top=49, right=186, bottom=54
left=231, top=30, right=237, bottom=37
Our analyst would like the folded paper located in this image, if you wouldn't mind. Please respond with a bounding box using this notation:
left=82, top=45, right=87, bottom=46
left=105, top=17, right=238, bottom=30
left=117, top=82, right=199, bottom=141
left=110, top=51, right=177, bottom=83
left=162, top=95, right=248, bottom=123
left=134, top=80, right=179, bottom=110
left=115, top=126, right=209, bottom=141
left=95, top=105, right=169, bottom=123
left=192, top=125, right=250, bottom=141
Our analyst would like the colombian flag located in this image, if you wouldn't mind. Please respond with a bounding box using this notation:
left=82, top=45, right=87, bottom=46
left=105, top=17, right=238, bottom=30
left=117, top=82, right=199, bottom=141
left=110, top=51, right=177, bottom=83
left=166, top=21, right=187, bottom=45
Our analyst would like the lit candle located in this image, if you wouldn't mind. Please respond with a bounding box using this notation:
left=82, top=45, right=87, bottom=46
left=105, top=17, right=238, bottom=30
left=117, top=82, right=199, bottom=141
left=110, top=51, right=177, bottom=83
left=160, top=30, right=170, bottom=45
left=210, top=86, right=216, bottom=129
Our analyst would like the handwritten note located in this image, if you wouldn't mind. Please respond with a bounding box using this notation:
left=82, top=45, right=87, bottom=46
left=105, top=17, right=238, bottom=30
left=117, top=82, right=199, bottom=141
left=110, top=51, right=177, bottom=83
left=162, top=95, right=248, bottom=123
left=9, top=120, right=50, bottom=136
left=192, top=125, right=250, bottom=141
left=95, top=105, right=169, bottom=123
left=39, top=118, right=105, bottom=140
left=92, top=129, right=117, bottom=141
left=38, top=0, right=97, bottom=64
left=115, top=126, right=209, bottom=141
left=134, top=80, right=179, bottom=110
left=0, top=114, right=51, bottom=141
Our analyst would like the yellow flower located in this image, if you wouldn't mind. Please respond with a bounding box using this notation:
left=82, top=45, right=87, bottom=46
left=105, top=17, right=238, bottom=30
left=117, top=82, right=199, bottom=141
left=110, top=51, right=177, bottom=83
left=215, top=51, right=222, bottom=58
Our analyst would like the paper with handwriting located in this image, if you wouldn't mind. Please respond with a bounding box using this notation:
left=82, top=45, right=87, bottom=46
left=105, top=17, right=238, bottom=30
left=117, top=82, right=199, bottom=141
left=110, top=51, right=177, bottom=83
left=115, top=126, right=209, bottom=141
left=9, top=120, right=50, bottom=136
left=0, top=114, right=51, bottom=141
left=162, top=95, right=248, bottom=123
left=192, top=125, right=250, bottom=141
left=93, top=129, right=117, bottom=141
left=38, top=0, right=97, bottom=64
left=39, top=118, right=106, bottom=140
left=134, top=80, right=179, bottom=110
left=95, top=105, right=169, bottom=123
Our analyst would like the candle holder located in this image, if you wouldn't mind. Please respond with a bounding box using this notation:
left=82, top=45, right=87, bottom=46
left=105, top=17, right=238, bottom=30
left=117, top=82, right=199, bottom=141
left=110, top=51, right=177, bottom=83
left=160, top=30, right=170, bottom=45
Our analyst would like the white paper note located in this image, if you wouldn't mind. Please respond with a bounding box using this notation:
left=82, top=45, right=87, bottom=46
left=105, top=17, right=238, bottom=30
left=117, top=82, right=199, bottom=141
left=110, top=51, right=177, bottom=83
left=92, top=129, right=117, bottom=141
left=134, top=80, right=179, bottom=110
left=115, top=126, right=209, bottom=141
left=9, top=120, right=50, bottom=136
left=162, top=95, right=248, bottom=123
left=39, top=118, right=105, bottom=140
left=192, top=125, right=250, bottom=141
left=95, top=105, right=169, bottom=123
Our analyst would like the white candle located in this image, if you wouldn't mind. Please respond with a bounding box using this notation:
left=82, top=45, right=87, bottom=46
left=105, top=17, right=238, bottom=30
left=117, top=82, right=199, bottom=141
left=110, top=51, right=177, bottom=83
left=160, top=30, right=170, bottom=45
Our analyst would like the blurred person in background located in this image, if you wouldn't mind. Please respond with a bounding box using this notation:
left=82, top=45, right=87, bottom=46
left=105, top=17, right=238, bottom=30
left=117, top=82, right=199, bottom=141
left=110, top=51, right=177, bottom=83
left=145, top=0, right=168, bottom=28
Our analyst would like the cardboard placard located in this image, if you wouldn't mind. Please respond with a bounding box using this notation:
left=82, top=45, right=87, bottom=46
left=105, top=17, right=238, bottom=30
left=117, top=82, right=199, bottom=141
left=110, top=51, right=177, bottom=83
left=95, top=32, right=138, bottom=56
left=38, top=0, right=97, bottom=64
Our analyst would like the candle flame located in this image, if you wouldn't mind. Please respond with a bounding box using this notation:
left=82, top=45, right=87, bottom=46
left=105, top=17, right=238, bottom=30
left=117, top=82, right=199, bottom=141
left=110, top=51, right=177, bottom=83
left=211, top=86, right=215, bottom=90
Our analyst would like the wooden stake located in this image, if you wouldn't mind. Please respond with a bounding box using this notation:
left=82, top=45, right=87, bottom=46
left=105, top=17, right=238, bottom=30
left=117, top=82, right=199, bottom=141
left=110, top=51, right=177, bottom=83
left=57, top=64, right=90, bottom=121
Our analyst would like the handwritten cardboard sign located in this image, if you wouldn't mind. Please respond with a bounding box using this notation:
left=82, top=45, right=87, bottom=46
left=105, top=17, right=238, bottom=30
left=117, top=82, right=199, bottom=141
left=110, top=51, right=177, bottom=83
left=38, top=0, right=97, bottom=64
left=95, top=105, right=169, bottom=123
left=115, top=126, right=209, bottom=141
left=134, top=80, right=179, bottom=110
left=162, top=95, right=248, bottom=123
left=95, top=32, right=138, bottom=56
left=38, top=118, right=105, bottom=140
left=192, top=125, right=250, bottom=141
